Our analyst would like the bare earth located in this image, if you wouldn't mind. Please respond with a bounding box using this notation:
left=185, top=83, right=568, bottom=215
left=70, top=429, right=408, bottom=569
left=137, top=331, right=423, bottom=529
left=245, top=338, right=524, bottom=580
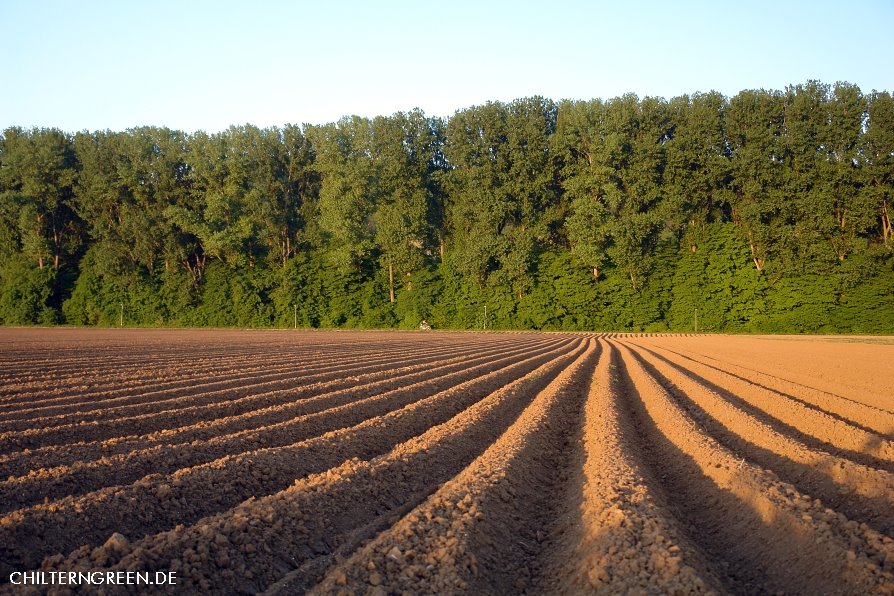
left=0, top=328, right=892, bottom=595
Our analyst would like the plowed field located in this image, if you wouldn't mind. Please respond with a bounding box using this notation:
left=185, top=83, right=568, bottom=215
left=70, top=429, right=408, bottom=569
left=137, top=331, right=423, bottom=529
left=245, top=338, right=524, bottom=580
left=1, top=328, right=892, bottom=595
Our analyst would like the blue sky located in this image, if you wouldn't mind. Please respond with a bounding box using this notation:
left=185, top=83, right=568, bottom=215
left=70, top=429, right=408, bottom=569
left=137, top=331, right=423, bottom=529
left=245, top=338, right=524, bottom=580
left=2, top=0, right=892, bottom=133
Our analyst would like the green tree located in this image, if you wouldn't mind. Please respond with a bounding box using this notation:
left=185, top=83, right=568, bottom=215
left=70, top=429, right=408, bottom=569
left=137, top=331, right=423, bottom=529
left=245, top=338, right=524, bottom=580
left=444, top=98, right=558, bottom=298
left=863, top=91, right=894, bottom=248
left=0, top=127, right=80, bottom=272
left=726, top=89, right=788, bottom=274
left=0, top=127, right=81, bottom=322
left=369, top=111, right=442, bottom=302
left=815, top=82, right=872, bottom=263
left=167, top=129, right=262, bottom=269
left=74, top=128, right=192, bottom=276
left=306, top=117, right=377, bottom=270
left=555, top=98, right=612, bottom=282
left=559, top=95, right=669, bottom=290
left=664, top=91, right=730, bottom=252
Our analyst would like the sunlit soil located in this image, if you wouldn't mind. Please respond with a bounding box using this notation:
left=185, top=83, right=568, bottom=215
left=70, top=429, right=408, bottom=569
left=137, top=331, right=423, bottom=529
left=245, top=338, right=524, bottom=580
left=0, top=328, right=892, bottom=594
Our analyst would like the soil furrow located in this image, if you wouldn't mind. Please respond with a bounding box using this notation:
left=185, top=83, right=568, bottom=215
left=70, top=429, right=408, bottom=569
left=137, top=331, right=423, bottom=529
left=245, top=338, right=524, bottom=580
left=624, top=342, right=894, bottom=537
left=623, top=341, right=894, bottom=471
left=0, top=334, right=515, bottom=404
left=0, top=337, right=529, bottom=430
left=638, top=335, right=894, bottom=412
left=631, top=340, right=894, bottom=438
left=2, top=329, right=891, bottom=594
left=542, top=339, right=725, bottom=594
left=0, top=337, right=573, bottom=508
left=0, top=343, right=366, bottom=395
left=0, top=338, right=584, bottom=576
left=0, top=339, right=566, bottom=453
left=0, top=338, right=567, bottom=474
left=0, top=339, right=488, bottom=418
left=305, top=339, right=599, bottom=595
left=612, top=339, right=894, bottom=594
left=0, top=329, right=431, bottom=372
left=40, top=340, right=589, bottom=595
left=0, top=333, right=506, bottom=404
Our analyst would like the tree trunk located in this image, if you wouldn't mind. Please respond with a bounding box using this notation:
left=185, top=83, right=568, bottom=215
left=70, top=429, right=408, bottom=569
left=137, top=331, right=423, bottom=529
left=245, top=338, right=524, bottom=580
left=747, top=231, right=765, bottom=272
left=35, top=213, right=44, bottom=270
left=280, top=230, right=291, bottom=266
left=592, top=266, right=599, bottom=284
left=833, top=234, right=848, bottom=261
left=837, top=207, right=847, bottom=230
left=882, top=200, right=892, bottom=245
left=53, top=222, right=61, bottom=270
left=184, top=254, right=206, bottom=286
left=439, top=233, right=444, bottom=260
left=388, top=259, right=395, bottom=303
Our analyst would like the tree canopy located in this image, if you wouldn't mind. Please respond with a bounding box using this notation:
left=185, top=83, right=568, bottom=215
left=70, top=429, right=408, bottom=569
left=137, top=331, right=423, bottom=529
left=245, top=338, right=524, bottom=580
left=1, top=81, right=892, bottom=332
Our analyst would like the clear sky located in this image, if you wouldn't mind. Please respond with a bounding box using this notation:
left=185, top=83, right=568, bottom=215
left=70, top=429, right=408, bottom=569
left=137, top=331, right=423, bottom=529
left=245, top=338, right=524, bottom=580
left=2, top=0, right=892, bottom=133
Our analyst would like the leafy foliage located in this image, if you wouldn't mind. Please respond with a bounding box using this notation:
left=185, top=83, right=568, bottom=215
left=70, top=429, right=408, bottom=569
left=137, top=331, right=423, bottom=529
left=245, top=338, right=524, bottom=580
left=1, top=83, right=892, bottom=333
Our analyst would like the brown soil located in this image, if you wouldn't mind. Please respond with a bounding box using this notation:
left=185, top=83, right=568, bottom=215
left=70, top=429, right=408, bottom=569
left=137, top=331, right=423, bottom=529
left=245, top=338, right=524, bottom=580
left=0, top=329, right=892, bottom=595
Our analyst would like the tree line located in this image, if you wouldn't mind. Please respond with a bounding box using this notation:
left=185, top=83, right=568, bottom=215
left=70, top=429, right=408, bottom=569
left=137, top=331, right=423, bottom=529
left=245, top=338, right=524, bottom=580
left=1, top=81, right=892, bottom=332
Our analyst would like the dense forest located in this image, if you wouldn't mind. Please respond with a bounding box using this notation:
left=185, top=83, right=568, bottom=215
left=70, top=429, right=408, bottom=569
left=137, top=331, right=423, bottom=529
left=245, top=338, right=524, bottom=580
left=1, top=81, right=893, bottom=333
